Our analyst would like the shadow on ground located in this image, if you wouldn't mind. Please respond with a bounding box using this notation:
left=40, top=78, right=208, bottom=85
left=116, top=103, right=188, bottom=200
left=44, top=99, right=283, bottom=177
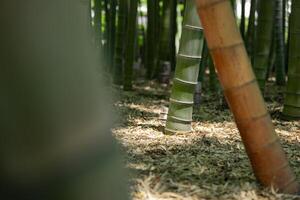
left=113, top=81, right=300, bottom=200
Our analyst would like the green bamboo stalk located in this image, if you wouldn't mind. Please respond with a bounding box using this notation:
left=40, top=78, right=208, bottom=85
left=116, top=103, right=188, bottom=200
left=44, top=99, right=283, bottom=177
left=103, top=0, right=110, bottom=71
left=198, top=40, right=208, bottom=83
left=208, top=54, right=219, bottom=92
left=240, top=0, right=246, bottom=38
left=285, top=2, right=291, bottom=72
left=94, top=0, right=103, bottom=48
left=194, top=41, right=208, bottom=106
left=152, top=0, right=161, bottom=79
left=89, top=0, right=92, bottom=28
left=282, top=0, right=300, bottom=120
left=275, top=0, right=287, bottom=85
left=283, top=0, right=288, bottom=73
left=137, top=1, right=147, bottom=72
left=253, top=0, right=275, bottom=91
left=266, top=28, right=276, bottom=79
left=113, top=0, right=128, bottom=85
left=165, top=0, right=204, bottom=134
left=156, top=0, right=172, bottom=81
left=158, top=0, right=172, bottom=62
left=170, top=0, right=177, bottom=71
left=230, top=0, right=236, bottom=16
left=283, top=0, right=287, bottom=40
left=146, top=0, right=156, bottom=79
left=246, top=0, right=257, bottom=59
left=123, top=0, right=138, bottom=91
left=109, top=0, right=117, bottom=72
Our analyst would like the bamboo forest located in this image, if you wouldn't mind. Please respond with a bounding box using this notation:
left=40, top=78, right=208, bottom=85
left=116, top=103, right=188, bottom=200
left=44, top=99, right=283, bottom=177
left=1, top=0, right=300, bottom=200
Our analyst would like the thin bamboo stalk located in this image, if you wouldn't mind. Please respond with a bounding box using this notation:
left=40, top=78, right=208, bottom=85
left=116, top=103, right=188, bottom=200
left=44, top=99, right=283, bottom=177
left=240, top=0, right=246, bottom=38
left=94, top=0, right=103, bottom=48
left=246, top=0, right=257, bottom=60
left=146, top=0, right=156, bottom=79
left=157, top=0, right=172, bottom=83
left=275, top=0, right=287, bottom=86
left=170, top=0, right=177, bottom=71
left=152, top=0, right=161, bottom=79
left=195, top=41, right=209, bottom=106
left=283, top=0, right=300, bottom=120
left=252, top=0, right=275, bottom=91
left=230, top=0, right=236, bottom=16
left=195, top=0, right=300, bottom=194
left=208, top=54, right=220, bottom=92
left=165, top=0, right=204, bottom=134
left=266, top=27, right=276, bottom=79
left=109, top=0, right=117, bottom=72
left=198, top=40, right=208, bottom=83
left=113, top=0, right=128, bottom=85
left=123, top=0, right=138, bottom=91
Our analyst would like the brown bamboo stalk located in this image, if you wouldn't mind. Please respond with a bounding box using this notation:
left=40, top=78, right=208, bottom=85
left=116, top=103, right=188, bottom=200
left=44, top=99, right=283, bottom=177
left=195, top=0, right=299, bottom=194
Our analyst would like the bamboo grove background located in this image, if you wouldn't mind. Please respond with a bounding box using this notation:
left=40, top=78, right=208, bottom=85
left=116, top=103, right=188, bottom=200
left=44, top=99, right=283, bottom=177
left=90, top=0, right=300, bottom=194
left=91, top=0, right=299, bottom=122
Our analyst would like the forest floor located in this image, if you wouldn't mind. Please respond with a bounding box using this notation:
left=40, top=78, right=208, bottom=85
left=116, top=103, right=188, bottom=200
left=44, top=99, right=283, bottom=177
left=112, top=80, right=300, bottom=200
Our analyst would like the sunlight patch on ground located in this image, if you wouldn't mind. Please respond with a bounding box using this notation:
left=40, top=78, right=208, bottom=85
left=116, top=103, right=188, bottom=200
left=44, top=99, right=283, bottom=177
left=113, top=82, right=300, bottom=200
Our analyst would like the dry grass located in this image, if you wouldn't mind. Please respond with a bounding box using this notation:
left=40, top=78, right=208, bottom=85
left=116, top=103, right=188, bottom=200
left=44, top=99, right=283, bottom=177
left=112, top=81, right=300, bottom=200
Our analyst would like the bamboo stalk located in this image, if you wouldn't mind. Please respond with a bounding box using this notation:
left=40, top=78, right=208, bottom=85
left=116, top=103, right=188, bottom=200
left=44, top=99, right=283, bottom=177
left=109, top=0, right=117, bottom=72
left=246, top=0, right=257, bottom=60
left=170, top=0, right=177, bottom=71
left=146, top=0, right=156, bottom=79
left=123, top=0, right=138, bottom=91
left=195, top=41, right=208, bottom=106
left=240, top=0, right=246, bottom=38
left=113, top=0, right=128, bottom=85
left=93, top=0, right=103, bottom=48
left=208, top=54, right=220, bottom=92
left=252, top=0, right=275, bottom=91
left=195, top=0, right=300, bottom=194
left=275, top=0, right=287, bottom=86
left=283, top=0, right=300, bottom=120
left=165, top=0, right=204, bottom=134
left=157, top=0, right=172, bottom=83
left=198, top=40, right=208, bottom=83
left=152, top=0, right=161, bottom=79
left=103, top=0, right=110, bottom=71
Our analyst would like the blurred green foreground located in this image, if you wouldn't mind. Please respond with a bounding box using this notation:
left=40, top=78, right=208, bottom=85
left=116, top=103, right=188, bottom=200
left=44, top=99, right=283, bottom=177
left=0, top=0, right=127, bottom=199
